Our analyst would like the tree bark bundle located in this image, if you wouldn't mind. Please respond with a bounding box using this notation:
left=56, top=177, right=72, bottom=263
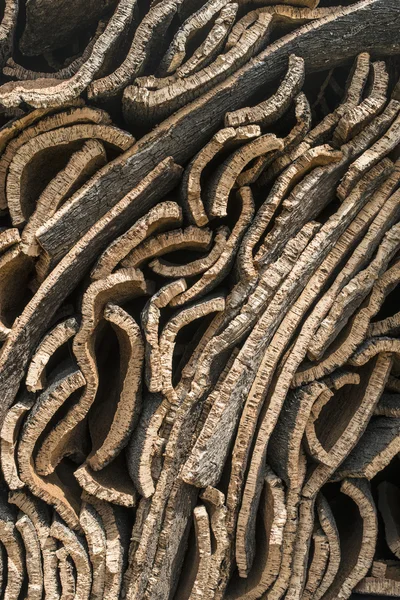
left=0, top=1, right=398, bottom=599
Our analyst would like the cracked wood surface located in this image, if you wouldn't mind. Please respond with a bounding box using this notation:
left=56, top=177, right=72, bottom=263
left=0, top=3, right=398, bottom=600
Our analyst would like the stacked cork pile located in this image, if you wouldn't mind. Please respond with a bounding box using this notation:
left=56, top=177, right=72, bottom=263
left=0, top=1, right=398, bottom=598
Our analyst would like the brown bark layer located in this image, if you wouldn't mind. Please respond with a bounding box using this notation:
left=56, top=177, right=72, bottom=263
left=0, top=2, right=399, bottom=599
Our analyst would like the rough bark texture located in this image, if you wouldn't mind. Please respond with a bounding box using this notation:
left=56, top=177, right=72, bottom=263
left=0, top=2, right=398, bottom=599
